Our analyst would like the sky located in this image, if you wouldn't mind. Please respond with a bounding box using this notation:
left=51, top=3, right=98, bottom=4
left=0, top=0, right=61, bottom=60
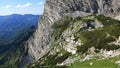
left=0, top=0, right=45, bottom=15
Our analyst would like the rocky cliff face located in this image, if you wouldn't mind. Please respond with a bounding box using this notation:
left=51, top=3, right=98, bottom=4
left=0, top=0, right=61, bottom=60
left=23, top=0, right=120, bottom=66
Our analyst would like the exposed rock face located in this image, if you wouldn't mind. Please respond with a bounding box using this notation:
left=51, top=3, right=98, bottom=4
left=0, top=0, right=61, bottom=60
left=80, top=20, right=103, bottom=31
left=23, top=0, right=120, bottom=66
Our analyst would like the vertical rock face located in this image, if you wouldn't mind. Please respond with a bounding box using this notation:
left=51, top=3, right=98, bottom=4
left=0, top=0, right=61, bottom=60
left=24, top=0, right=120, bottom=65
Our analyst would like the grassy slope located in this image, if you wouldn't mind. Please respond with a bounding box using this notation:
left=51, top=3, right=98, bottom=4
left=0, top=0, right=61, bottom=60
left=77, top=15, right=120, bottom=53
left=69, top=15, right=120, bottom=68
left=68, top=56, right=120, bottom=68
left=27, top=15, right=120, bottom=68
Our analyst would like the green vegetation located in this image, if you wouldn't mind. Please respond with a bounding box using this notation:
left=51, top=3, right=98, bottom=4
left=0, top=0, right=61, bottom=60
left=27, top=51, right=71, bottom=68
left=52, top=16, right=72, bottom=41
left=68, top=56, right=120, bottom=68
left=77, top=15, right=120, bottom=53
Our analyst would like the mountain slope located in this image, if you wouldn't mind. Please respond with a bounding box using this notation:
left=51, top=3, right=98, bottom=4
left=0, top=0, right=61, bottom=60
left=27, top=15, right=120, bottom=68
left=23, top=0, right=120, bottom=65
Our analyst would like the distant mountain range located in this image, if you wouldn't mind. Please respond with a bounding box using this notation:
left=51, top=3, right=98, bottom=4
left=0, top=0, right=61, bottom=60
left=0, top=14, right=40, bottom=67
left=0, top=14, right=39, bottom=46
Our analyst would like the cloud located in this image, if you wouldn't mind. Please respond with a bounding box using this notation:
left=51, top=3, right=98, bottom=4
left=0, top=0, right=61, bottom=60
left=38, top=2, right=43, bottom=5
left=2, top=5, right=11, bottom=9
left=16, top=2, right=32, bottom=8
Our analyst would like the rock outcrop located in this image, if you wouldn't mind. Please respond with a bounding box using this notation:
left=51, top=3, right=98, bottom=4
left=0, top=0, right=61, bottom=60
left=23, top=0, right=120, bottom=66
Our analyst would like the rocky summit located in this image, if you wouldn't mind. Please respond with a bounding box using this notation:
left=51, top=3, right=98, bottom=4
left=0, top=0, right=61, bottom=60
left=1, top=0, right=120, bottom=68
